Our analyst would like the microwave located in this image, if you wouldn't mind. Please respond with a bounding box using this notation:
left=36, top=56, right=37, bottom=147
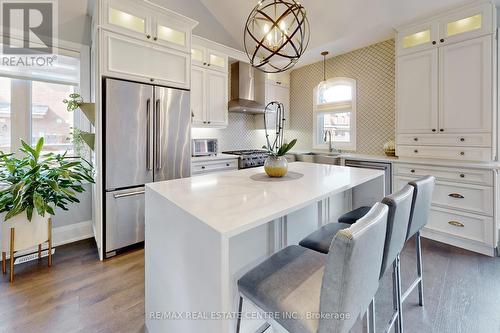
left=192, top=139, right=218, bottom=157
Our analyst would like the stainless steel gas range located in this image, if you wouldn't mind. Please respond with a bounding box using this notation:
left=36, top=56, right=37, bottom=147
left=222, top=150, right=269, bottom=169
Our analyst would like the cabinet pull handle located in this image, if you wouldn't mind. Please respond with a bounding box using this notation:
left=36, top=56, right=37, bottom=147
left=203, top=62, right=207, bottom=66
left=448, top=193, right=464, bottom=199
left=410, top=169, right=416, bottom=173
left=414, top=137, right=418, bottom=141
left=459, top=173, right=465, bottom=178
left=432, top=129, right=436, bottom=132
left=207, top=63, right=211, bottom=66
left=440, top=38, right=445, bottom=43
left=460, top=138, right=465, bottom=142
left=226, top=163, right=230, bottom=167
left=153, top=36, right=158, bottom=41
left=114, top=190, right=145, bottom=199
left=440, top=129, right=444, bottom=132
left=432, top=41, right=437, bottom=45
left=150, top=78, right=155, bottom=82
left=460, top=151, right=465, bottom=156
left=146, top=35, right=151, bottom=39
left=448, top=221, right=464, bottom=228
left=414, top=149, right=418, bottom=153
left=201, top=166, right=206, bottom=169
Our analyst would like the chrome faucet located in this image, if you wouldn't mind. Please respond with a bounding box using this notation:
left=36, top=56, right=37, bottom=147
left=323, top=130, right=339, bottom=153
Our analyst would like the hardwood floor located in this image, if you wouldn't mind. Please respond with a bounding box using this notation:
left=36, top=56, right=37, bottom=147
left=0, top=237, right=498, bottom=333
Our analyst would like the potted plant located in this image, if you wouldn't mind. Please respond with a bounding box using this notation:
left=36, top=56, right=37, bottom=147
left=0, top=138, right=93, bottom=281
left=63, top=93, right=95, bottom=151
left=262, top=139, right=297, bottom=178
left=63, top=93, right=95, bottom=126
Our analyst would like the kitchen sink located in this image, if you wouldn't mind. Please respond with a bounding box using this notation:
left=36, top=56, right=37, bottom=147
left=295, top=152, right=341, bottom=165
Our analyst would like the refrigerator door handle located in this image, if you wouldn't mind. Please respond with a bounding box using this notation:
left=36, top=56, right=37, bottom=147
left=113, top=190, right=145, bottom=199
left=146, top=99, right=153, bottom=171
left=155, top=98, right=161, bottom=170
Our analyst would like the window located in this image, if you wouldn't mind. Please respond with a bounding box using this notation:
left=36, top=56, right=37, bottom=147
left=0, top=46, right=83, bottom=155
left=313, top=77, right=356, bottom=150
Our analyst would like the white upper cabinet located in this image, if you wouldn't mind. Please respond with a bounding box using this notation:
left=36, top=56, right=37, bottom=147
left=395, top=1, right=496, bottom=161
left=255, top=79, right=290, bottom=130
left=191, top=45, right=228, bottom=73
left=439, top=35, right=492, bottom=133
left=101, top=0, right=195, bottom=52
left=396, top=2, right=494, bottom=56
left=206, top=71, right=228, bottom=127
left=98, top=0, right=197, bottom=89
left=397, top=49, right=438, bottom=134
left=438, top=3, right=493, bottom=45
left=103, top=0, right=151, bottom=40
left=397, top=22, right=439, bottom=56
left=190, top=39, right=230, bottom=128
left=102, top=31, right=190, bottom=89
left=190, top=66, right=205, bottom=126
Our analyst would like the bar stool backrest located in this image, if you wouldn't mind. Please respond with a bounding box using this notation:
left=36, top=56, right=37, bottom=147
left=379, top=185, right=414, bottom=277
left=406, top=176, right=435, bottom=241
left=318, top=203, right=389, bottom=333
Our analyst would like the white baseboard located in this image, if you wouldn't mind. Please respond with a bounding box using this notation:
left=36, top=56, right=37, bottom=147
left=53, top=220, right=94, bottom=247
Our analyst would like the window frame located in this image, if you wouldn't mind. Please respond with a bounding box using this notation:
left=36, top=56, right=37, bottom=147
left=1, top=38, right=89, bottom=155
left=313, top=77, right=357, bottom=151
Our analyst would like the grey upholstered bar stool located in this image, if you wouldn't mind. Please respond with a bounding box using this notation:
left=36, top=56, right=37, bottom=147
left=401, top=176, right=435, bottom=306
left=299, top=185, right=415, bottom=333
left=236, top=203, right=389, bottom=333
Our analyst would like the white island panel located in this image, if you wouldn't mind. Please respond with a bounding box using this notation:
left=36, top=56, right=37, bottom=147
left=145, top=162, right=385, bottom=333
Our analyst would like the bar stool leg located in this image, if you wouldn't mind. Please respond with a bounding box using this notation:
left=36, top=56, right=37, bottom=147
left=416, top=231, right=424, bottom=307
left=236, top=296, right=243, bottom=333
left=390, top=261, right=400, bottom=333
left=396, top=254, right=404, bottom=333
left=367, top=298, right=376, bottom=333
left=9, top=228, right=14, bottom=283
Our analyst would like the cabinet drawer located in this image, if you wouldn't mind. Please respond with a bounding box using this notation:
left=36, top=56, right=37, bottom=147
left=393, top=163, right=493, bottom=185
left=191, top=159, right=238, bottom=175
left=396, top=145, right=492, bottom=162
left=397, top=133, right=491, bottom=147
left=426, top=207, right=493, bottom=245
left=394, top=176, right=493, bottom=215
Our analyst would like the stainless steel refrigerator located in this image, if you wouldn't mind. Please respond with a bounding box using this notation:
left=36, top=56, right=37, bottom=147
left=104, top=78, right=191, bottom=258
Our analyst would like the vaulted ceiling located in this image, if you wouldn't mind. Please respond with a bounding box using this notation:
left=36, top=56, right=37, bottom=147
left=200, top=0, right=500, bottom=67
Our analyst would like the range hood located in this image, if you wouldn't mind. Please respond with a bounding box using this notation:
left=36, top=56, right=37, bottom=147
left=228, top=62, right=266, bottom=114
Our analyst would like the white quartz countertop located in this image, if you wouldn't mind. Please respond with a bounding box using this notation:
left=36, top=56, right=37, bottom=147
left=146, top=162, right=384, bottom=237
left=191, top=154, right=239, bottom=162
left=291, top=150, right=500, bottom=170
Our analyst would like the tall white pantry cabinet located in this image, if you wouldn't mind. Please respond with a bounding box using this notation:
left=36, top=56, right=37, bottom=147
left=90, top=0, right=198, bottom=260
left=395, top=1, right=499, bottom=256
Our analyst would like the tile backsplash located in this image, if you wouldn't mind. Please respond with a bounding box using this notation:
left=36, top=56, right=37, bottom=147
left=287, top=39, right=396, bottom=155
left=191, top=113, right=268, bottom=152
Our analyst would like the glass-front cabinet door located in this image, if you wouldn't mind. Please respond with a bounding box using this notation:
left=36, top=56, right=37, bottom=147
left=397, top=22, right=439, bottom=56
left=191, top=45, right=206, bottom=67
left=154, top=16, right=189, bottom=52
left=103, top=0, right=152, bottom=41
left=438, top=3, right=493, bottom=45
left=207, top=50, right=228, bottom=73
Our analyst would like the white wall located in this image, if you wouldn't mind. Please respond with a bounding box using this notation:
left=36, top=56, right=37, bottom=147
left=150, top=0, right=241, bottom=49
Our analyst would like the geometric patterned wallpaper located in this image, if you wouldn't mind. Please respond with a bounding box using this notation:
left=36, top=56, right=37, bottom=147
left=288, top=39, right=396, bottom=155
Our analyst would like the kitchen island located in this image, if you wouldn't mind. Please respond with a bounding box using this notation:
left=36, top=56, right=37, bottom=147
left=145, top=162, right=385, bottom=333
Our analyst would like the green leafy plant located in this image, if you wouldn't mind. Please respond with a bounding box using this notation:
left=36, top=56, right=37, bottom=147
left=62, top=93, right=83, bottom=112
left=0, top=138, right=94, bottom=222
left=263, top=139, right=297, bottom=157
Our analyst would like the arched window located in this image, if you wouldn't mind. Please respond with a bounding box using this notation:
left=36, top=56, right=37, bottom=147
left=313, top=77, right=356, bottom=150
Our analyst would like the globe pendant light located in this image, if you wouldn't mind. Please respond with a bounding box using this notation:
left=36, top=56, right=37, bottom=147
left=244, top=0, right=310, bottom=73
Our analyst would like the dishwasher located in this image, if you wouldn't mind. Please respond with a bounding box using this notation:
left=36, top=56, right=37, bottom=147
left=344, top=159, right=392, bottom=195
